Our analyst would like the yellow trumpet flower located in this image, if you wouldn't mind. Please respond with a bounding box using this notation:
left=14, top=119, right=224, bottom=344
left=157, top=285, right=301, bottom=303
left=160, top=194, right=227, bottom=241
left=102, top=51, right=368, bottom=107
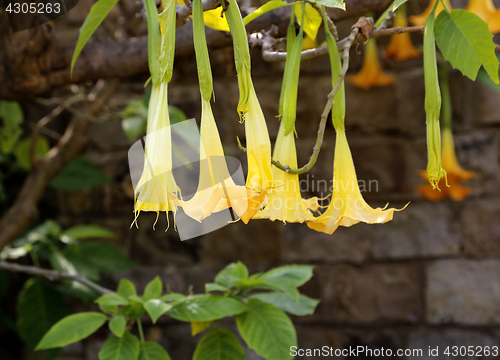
left=418, top=128, right=475, bottom=201
left=347, top=39, right=395, bottom=90
left=134, top=81, right=180, bottom=224
left=308, top=128, right=404, bottom=235
left=386, top=6, right=422, bottom=61
left=409, top=0, right=452, bottom=26
left=253, top=122, right=320, bottom=223
left=466, top=0, right=500, bottom=34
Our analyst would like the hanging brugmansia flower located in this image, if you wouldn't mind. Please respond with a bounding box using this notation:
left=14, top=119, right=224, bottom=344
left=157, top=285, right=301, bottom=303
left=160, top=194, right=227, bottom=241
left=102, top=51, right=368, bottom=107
left=173, top=0, right=252, bottom=222
left=224, top=0, right=274, bottom=222
left=409, top=0, right=452, bottom=26
left=423, top=2, right=446, bottom=189
left=254, top=6, right=321, bottom=223
left=385, top=5, right=422, bottom=61
left=134, top=0, right=180, bottom=226
left=465, top=0, right=500, bottom=34
left=418, top=67, right=475, bottom=201
left=347, top=38, right=395, bottom=90
left=309, top=9, right=404, bottom=235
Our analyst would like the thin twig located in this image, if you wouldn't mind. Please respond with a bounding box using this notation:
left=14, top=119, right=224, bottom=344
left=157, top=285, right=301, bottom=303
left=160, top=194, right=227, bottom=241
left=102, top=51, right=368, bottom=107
left=0, top=261, right=115, bottom=295
left=261, top=25, right=424, bottom=62
left=271, top=27, right=360, bottom=175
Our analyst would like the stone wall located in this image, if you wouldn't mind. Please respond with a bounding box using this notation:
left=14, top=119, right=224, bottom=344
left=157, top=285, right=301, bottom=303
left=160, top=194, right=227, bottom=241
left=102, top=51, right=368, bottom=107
left=12, top=3, right=500, bottom=360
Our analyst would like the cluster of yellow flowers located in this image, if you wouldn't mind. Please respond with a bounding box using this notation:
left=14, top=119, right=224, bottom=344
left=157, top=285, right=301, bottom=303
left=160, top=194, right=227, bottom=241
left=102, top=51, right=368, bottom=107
left=134, top=0, right=492, bottom=235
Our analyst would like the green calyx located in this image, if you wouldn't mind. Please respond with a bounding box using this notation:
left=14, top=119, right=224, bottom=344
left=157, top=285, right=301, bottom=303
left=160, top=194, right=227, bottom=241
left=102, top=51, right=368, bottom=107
left=145, top=0, right=161, bottom=85
left=278, top=5, right=297, bottom=118
left=159, top=0, right=177, bottom=83
left=193, top=0, right=214, bottom=100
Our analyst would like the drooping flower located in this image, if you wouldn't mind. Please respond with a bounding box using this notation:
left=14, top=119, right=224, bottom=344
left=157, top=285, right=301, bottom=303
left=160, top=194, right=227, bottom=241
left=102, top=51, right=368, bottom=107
left=134, top=81, right=180, bottom=224
left=225, top=0, right=274, bottom=219
left=409, top=0, right=452, bottom=26
left=465, top=0, right=500, bottom=34
left=347, top=38, right=395, bottom=90
left=419, top=128, right=476, bottom=201
left=253, top=121, right=320, bottom=223
left=385, top=6, right=422, bottom=61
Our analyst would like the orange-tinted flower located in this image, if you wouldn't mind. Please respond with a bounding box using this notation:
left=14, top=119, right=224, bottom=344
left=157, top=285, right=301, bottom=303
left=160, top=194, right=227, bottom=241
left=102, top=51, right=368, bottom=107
left=386, top=6, right=422, bottom=61
left=409, top=0, right=452, bottom=26
left=466, top=0, right=500, bottom=34
left=347, top=39, right=395, bottom=90
left=418, top=128, right=476, bottom=201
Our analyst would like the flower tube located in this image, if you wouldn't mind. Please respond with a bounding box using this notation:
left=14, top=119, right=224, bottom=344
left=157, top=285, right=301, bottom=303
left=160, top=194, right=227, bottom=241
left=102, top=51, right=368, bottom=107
left=409, top=0, right=452, bottom=26
left=385, top=5, right=422, bottom=61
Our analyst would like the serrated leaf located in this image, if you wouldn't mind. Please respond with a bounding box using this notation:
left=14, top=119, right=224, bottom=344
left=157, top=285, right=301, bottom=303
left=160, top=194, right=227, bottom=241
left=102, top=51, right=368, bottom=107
left=249, top=292, right=319, bottom=316
left=295, top=3, right=322, bottom=40
left=140, top=341, right=171, bottom=360
left=244, top=0, right=286, bottom=25
left=203, top=8, right=230, bottom=31
left=99, top=332, right=140, bottom=360
left=392, top=0, right=409, bottom=11
left=95, top=294, right=130, bottom=306
left=167, top=295, right=246, bottom=322
left=36, top=312, right=107, bottom=350
left=236, top=299, right=296, bottom=360
left=144, top=276, right=163, bottom=300
left=17, top=278, right=69, bottom=350
left=435, top=9, right=499, bottom=84
left=314, top=0, right=345, bottom=10
left=50, top=156, right=111, bottom=191
left=62, top=225, right=116, bottom=240
left=71, top=0, right=120, bottom=74
left=193, top=328, right=246, bottom=360
left=109, top=315, right=126, bottom=337
left=117, top=279, right=137, bottom=300
left=191, top=321, right=213, bottom=336
left=144, top=299, right=171, bottom=323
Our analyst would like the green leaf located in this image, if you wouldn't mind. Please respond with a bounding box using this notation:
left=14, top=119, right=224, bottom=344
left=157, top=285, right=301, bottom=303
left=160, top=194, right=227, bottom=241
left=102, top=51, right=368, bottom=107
left=249, top=292, right=319, bottom=316
left=205, top=283, right=229, bottom=293
left=214, top=263, right=248, bottom=288
left=144, top=299, right=172, bottom=324
left=236, top=299, right=297, bottom=360
left=63, top=242, right=135, bottom=273
left=167, top=295, right=246, bottom=322
left=122, top=116, right=147, bottom=142
left=314, top=0, right=345, bottom=10
left=121, top=300, right=146, bottom=320
left=191, top=321, right=213, bottom=336
left=160, top=293, right=186, bottom=302
left=140, top=341, right=171, bottom=360
left=99, top=303, right=119, bottom=315
left=435, top=9, right=499, bottom=84
left=71, top=0, right=120, bottom=74
left=144, top=276, right=163, bottom=300
left=244, top=0, right=287, bottom=25
left=99, top=332, right=140, bottom=360
left=193, top=328, right=246, bottom=360
left=392, top=0, right=409, bottom=11
left=0, top=101, right=24, bottom=154
left=50, top=156, right=111, bottom=191
left=259, top=265, right=314, bottom=288
left=14, top=136, right=50, bottom=170
left=117, top=279, right=137, bottom=300
left=109, top=315, right=126, bottom=337
left=17, top=278, right=69, bottom=349
left=62, top=225, right=116, bottom=240
left=168, top=105, right=188, bottom=124
left=295, top=3, right=322, bottom=40
left=36, top=312, right=107, bottom=350
left=95, top=294, right=130, bottom=306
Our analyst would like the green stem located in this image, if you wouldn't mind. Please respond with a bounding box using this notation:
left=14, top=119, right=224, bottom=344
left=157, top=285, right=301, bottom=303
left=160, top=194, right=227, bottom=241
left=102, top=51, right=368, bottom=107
left=137, top=319, right=145, bottom=344
left=439, top=64, right=452, bottom=129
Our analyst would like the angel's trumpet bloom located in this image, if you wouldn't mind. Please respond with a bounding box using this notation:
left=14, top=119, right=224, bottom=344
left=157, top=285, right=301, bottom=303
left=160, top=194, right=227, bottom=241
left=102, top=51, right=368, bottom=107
left=134, top=81, right=180, bottom=223
left=308, top=128, right=405, bottom=235
left=385, top=6, right=422, bottom=61
left=409, top=0, right=452, bottom=26
left=347, top=39, right=395, bottom=90
left=225, top=0, right=273, bottom=219
left=466, top=0, right=500, bottom=34
left=253, top=122, right=320, bottom=223
left=419, top=128, right=476, bottom=201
